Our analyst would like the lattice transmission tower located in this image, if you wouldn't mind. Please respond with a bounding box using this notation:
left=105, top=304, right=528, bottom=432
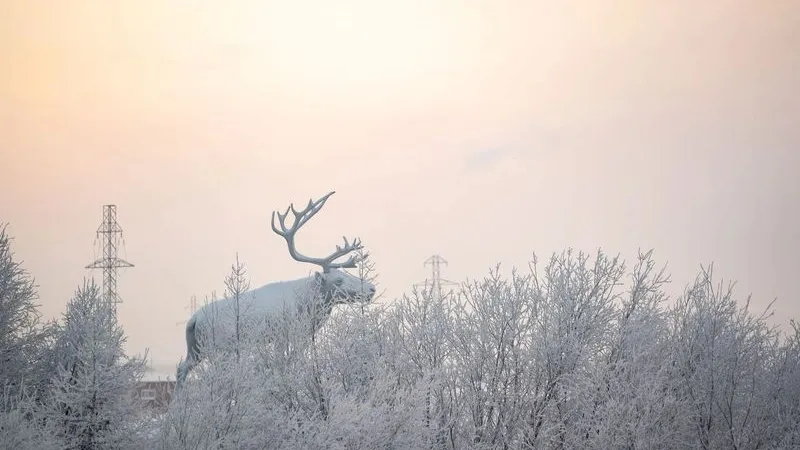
left=86, top=205, right=134, bottom=314
left=414, top=254, right=458, bottom=301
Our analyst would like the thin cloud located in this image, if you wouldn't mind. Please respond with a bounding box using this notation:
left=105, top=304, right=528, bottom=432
left=463, top=147, right=509, bottom=171
left=461, top=125, right=568, bottom=173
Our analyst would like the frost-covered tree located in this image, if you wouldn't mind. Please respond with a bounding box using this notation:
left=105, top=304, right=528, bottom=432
left=447, top=266, right=537, bottom=448
left=768, top=320, right=800, bottom=448
left=0, top=223, right=56, bottom=396
left=309, top=293, right=435, bottom=449
left=39, top=278, right=147, bottom=450
left=159, top=255, right=268, bottom=449
left=511, top=250, right=621, bottom=449
left=0, top=223, right=62, bottom=447
left=669, top=266, right=787, bottom=450
left=386, top=286, right=457, bottom=448
left=570, top=250, right=683, bottom=450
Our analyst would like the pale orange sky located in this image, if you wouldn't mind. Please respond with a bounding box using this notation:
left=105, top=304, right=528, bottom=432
left=2, top=0, right=798, bottom=372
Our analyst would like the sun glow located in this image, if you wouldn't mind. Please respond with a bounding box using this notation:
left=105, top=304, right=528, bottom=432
left=261, top=1, right=467, bottom=101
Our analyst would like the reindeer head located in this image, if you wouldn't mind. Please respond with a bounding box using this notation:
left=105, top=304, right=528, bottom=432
left=272, top=191, right=376, bottom=305
left=314, top=268, right=376, bottom=304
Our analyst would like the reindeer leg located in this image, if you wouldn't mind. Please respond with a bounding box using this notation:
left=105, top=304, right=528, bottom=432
left=176, top=316, right=201, bottom=389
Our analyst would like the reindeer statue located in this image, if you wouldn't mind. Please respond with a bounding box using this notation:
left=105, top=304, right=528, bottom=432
left=176, top=191, right=376, bottom=388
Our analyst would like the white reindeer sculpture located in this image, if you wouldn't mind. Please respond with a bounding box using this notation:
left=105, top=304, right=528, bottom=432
left=176, top=191, right=376, bottom=388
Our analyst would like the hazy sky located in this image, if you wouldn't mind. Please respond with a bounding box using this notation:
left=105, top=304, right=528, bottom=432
left=2, top=0, right=798, bottom=372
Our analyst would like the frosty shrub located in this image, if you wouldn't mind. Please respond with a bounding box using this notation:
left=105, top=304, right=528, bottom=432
left=150, top=249, right=800, bottom=449
left=0, top=388, right=59, bottom=450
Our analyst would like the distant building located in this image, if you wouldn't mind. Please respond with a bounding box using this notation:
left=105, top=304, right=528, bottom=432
left=136, top=372, right=175, bottom=414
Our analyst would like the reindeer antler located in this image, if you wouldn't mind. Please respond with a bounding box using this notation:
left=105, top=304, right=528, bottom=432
left=271, top=191, right=366, bottom=272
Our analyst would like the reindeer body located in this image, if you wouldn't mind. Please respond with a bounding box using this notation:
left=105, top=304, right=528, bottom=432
left=176, top=191, right=374, bottom=389
left=178, top=269, right=374, bottom=388
left=191, top=275, right=324, bottom=338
